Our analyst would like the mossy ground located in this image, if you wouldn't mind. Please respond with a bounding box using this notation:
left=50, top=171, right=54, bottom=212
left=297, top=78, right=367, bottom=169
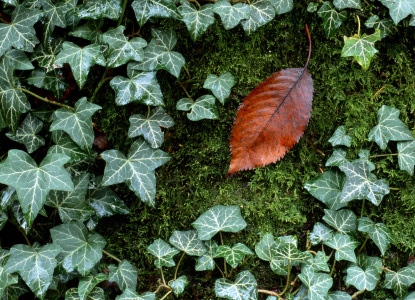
left=91, top=2, right=415, bottom=298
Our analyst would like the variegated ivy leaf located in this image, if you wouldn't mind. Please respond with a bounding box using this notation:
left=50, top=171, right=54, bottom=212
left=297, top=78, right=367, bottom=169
left=355, top=149, right=375, bottom=172
left=346, top=265, right=380, bottom=291
left=0, top=150, right=73, bottom=227
left=326, top=148, right=348, bottom=167
left=9, top=198, right=31, bottom=234
left=369, top=105, right=414, bottom=150
left=304, top=169, right=347, bottom=210
left=2, top=280, right=30, bottom=300
left=178, top=1, right=215, bottom=41
left=214, top=243, right=253, bottom=268
left=41, top=0, right=77, bottom=43
left=309, top=222, right=334, bottom=245
left=322, top=209, right=356, bottom=234
left=45, top=173, right=94, bottom=223
left=26, top=69, right=69, bottom=99
left=307, top=2, right=319, bottom=12
left=131, top=29, right=185, bottom=78
left=101, top=26, right=147, bottom=68
left=340, top=160, right=390, bottom=205
left=0, top=211, right=7, bottom=230
left=255, top=233, right=278, bottom=261
left=215, top=270, right=258, bottom=300
left=78, top=273, right=108, bottom=300
left=212, top=0, right=251, bottom=30
left=50, top=221, right=107, bottom=276
left=192, top=205, right=247, bottom=240
left=365, top=15, right=394, bottom=39
left=384, top=264, right=415, bottom=297
left=169, top=275, right=189, bottom=296
left=298, top=268, right=333, bottom=300
left=54, top=42, right=106, bottom=88
left=5, top=113, right=44, bottom=153
left=128, top=106, right=174, bottom=149
left=268, top=0, right=292, bottom=14
left=169, top=230, right=206, bottom=256
left=101, top=139, right=170, bottom=205
left=3, top=49, right=34, bottom=71
left=203, top=72, right=235, bottom=104
left=241, top=0, right=275, bottom=34
left=147, top=238, right=180, bottom=268
left=328, top=126, right=351, bottom=147
left=132, top=0, right=181, bottom=27
left=342, top=30, right=381, bottom=70
left=108, top=260, right=138, bottom=292
left=69, top=20, right=104, bottom=43
left=77, top=0, right=122, bottom=20
left=358, top=217, right=394, bottom=255
left=302, top=251, right=330, bottom=273
left=397, top=141, right=415, bottom=175
left=405, top=292, right=415, bottom=300
left=2, top=0, right=18, bottom=5
left=48, top=131, right=96, bottom=164
left=0, top=5, right=43, bottom=57
left=30, top=38, right=64, bottom=72
left=352, top=253, right=382, bottom=274
left=50, top=97, right=101, bottom=150
left=327, top=291, right=352, bottom=300
left=333, top=0, right=360, bottom=10
left=323, top=232, right=359, bottom=263
left=272, top=238, right=312, bottom=266
left=65, top=287, right=104, bottom=300
left=4, top=243, right=61, bottom=299
left=176, top=95, right=219, bottom=121
left=195, top=240, right=219, bottom=271
left=379, top=0, right=415, bottom=24
left=116, top=289, right=155, bottom=300
left=0, top=265, right=18, bottom=299
left=110, top=70, right=164, bottom=106
left=317, top=2, right=347, bottom=39
left=0, top=186, right=15, bottom=211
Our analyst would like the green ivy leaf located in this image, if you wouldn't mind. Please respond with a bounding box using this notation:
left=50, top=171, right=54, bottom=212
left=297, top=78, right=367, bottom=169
left=379, top=0, right=415, bottom=24
left=326, top=148, right=349, bottom=167
left=397, top=141, right=415, bottom=175
left=0, top=150, right=73, bottom=227
left=368, top=105, right=414, bottom=150
left=358, top=217, right=394, bottom=255
left=26, top=69, right=69, bottom=99
left=298, top=268, right=333, bottom=300
left=384, top=264, right=415, bottom=297
left=272, top=237, right=312, bottom=265
left=69, top=20, right=104, bottom=43
left=302, top=251, right=330, bottom=273
left=50, top=97, right=101, bottom=150
left=322, top=209, right=356, bottom=234
left=116, top=289, right=155, bottom=300
left=323, top=232, right=359, bottom=263
left=341, top=30, right=381, bottom=70
left=192, top=205, right=247, bottom=240
left=268, top=0, right=293, bottom=14
left=50, top=221, right=107, bottom=275
left=328, top=126, right=351, bottom=147
left=309, top=222, right=334, bottom=245
left=178, top=1, right=215, bottom=41
left=355, top=149, right=375, bottom=172
left=30, top=38, right=64, bottom=72
left=333, top=0, right=360, bottom=9
left=101, top=139, right=170, bottom=205
left=77, top=0, right=122, bottom=20
left=147, top=238, right=180, bottom=268
left=4, top=243, right=61, bottom=299
left=128, top=106, right=174, bottom=148
left=65, top=287, right=104, bottom=300
left=41, top=0, right=76, bottom=43
left=255, top=233, right=277, bottom=261
left=3, top=49, right=34, bottom=70
left=54, top=42, right=106, bottom=88
left=195, top=240, right=218, bottom=271
left=214, top=243, right=253, bottom=268
left=215, top=270, right=258, bottom=300
left=177, top=95, right=218, bottom=121
left=203, top=72, right=235, bottom=104
left=169, top=230, right=206, bottom=256
left=78, top=273, right=108, bottom=300
left=327, top=291, right=352, bottom=300
left=169, top=275, right=189, bottom=296
left=108, top=260, right=138, bottom=292
left=5, top=113, right=44, bottom=153
left=241, top=0, right=275, bottom=34
left=365, top=15, right=394, bottom=39
left=307, top=2, right=319, bottom=12
left=212, top=0, right=251, bottom=30
left=132, top=0, right=181, bottom=27
left=101, top=26, right=147, bottom=68
left=346, top=265, right=380, bottom=291
left=317, top=2, right=347, bottom=39
left=0, top=265, right=18, bottom=299
left=2, top=280, right=30, bottom=300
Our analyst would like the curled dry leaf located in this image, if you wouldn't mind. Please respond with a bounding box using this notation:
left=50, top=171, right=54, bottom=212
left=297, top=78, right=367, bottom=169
left=228, top=25, right=314, bottom=175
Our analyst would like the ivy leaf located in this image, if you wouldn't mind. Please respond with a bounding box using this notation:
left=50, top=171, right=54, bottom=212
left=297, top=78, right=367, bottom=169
left=48, top=131, right=95, bottom=164
left=307, top=2, right=319, bottom=12
left=353, top=253, right=383, bottom=274
left=328, top=126, right=351, bottom=147
left=323, top=232, right=359, bottom=263
left=272, top=239, right=312, bottom=265
left=255, top=233, right=278, bottom=261
left=340, top=160, right=389, bottom=205
left=397, top=141, right=415, bottom=175
left=69, top=20, right=104, bottom=43
left=309, top=222, right=334, bottom=245
left=212, top=0, right=251, bottom=30
left=169, top=230, right=206, bottom=256
left=78, top=273, right=108, bottom=300
left=326, top=148, right=349, bottom=167
left=45, top=173, right=94, bottom=223
left=322, top=209, right=356, bottom=234
left=355, top=149, right=375, bottom=172
left=0, top=266, right=18, bottom=299
left=302, top=251, right=330, bottom=273
left=30, top=38, right=64, bottom=72
left=379, top=0, right=415, bottom=24
left=384, top=264, right=415, bottom=297
left=116, top=289, right=155, bottom=300
left=65, top=287, right=104, bottom=300
left=365, top=15, right=394, bottom=39
left=54, top=42, right=106, bottom=88
left=341, top=30, right=381, bottom=70
left=333, top=0, right=360, bottom=9
left=110, top=70, right=164, bottom=106
left=0, top=5, right=43, bottom=57
left=215, top=270, right=258, bottom=300
left=0, top=150, right=73, bottom=227
left=41, top=0, right=76, bottom=43
left=178, top=1, right=215, bottom=41
left=5, top=113, right=44, bottom=153
left=132, top=0, right=181, bottom=27
left=203, top=72, right=235, bottom=104
left=327, top=291, right=352, bottom=300
left=108, top=260, right=138, bottom=292
left=368, top=105, right=414, bottom=150
left=317, top=2, right=347, bottom=39
left=128, top=106, right=174, bottom=148
left=195, top=240, right=218, bottom=271
left=26, top=69, right=69, bottom=99
left=101, top=26, right=147, bottom=68
left=214, top=243, right=253, bottom=268
left=176, top=95, right=219, bottom=121
left=192, top=205, right=247, bottom=240
left=2, top=280, right=30, bottom=300
left=101, top=139, right=170, bottom=205
left=147, top=239, right=180, bottom=268
left=358, top=217, right=394, bottom=255
left=304, top=169, right=347, bottom=210
left=268, top=0, right=293, bottom=14
left=50, top=221, right=107, bottom=276
left=346, top=265, right=380, bottom=291
left=4, top=244, right=61, bottom=299
left=77, top=0, right=122, bottom=20
left=169, top=275, right=189, bottom=296
left=241, top=0, right=275, bottom=34
left=3, top=49, right=34, bottom=70
left=50, top=97, right=101, bottom=150
left=298, top=268, right=333, bottom=300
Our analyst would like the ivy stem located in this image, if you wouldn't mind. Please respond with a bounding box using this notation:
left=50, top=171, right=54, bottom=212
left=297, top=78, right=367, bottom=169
left=328, top=249, right=334, bottom=260
left=278, top=260, right=291, bottom=296
left=356, top=15, right=361, bottom=37
left=178, top=81, right=194, bottom=103
left=389, top=187, right=401, bottom=191
left=351, top=289, right=365, bottom=299
left=9, top=220, right=31, bottom=247
left=370, top=153, right=399, bottom=158
left=102, top=249, right=122, bottom=263
left=220, top=232, right=228, bottom=276
left=160, top=267, right=166, bottom=285
left=297, top=289, right=309, bottom=300
left=289, top=275, right=299, bottom=292
left=330, top=259, right=336, bottom=276
left=361, top=198, right=365, bottom=217
left=228, top=267, right=233, bottom=278
left=183, top=65, right=191, bottom=79
left=16, top=88, right=75, bottom=111
left=153, top=283, right=171, bottom=294
left=90, top=68, right=110, bottom=103
left=159, top=290, right=173, bottom=300
left=174, top=251, right=186, bottom=280
left=307, top=250, right=317, bottom=255
left=189, top=0, right=202, bottom=9
left=0, top=15, right=10, bottom=24
left=358, top=235, right=370, bottom=255
left=257, top=290, right=280, bottom=298
left=382, top=267, right=396, bottom=273
left=214, top=262, right=226, bottom=278
left=146, top=105, right=151, bottom=118
left=117, top=0, right=129, bottom=26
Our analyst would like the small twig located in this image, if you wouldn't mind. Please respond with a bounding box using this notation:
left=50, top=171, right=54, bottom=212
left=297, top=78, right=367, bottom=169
left=102, top=249, right=122, bottom=263
left=304, top=24, right=312, bottom=69
left=328, top=249, right=334, bottom=260
left=17, top=88, right=75, bottom=111
left=188, top=0, right=202, bottom=8
left=289, top=275, right=299, bottom=293
left=372, top=84, right=387, bottom=100
left=177, top=81, right=194, bottom=103
left=174, top=251, right=186, bottom=280
left=351, top=289, right=365, bottom=299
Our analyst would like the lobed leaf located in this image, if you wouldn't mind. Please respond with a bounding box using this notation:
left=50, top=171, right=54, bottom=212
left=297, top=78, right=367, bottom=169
left=302, top=251, right=330, bottom=273
left=346, top=265, right=380, bottom=291
left=41, top=0, right=76, bottom=44
left=65, top=287, right=104, bottom=300
left=5, top=113, right=44, bottom=153
left=379, top=0, right=415, bottom=24
left=26, top=69, right=69, bottom=99
left=77, top=0, right=123, bottom=20
left=309, top=222, right=334, bottom=245
left=326, top=148, right=349, bottom=167
left=213, top=0, right=251, bottom=30
left=322, top=209, right=356, bottom=234
left=48, top=131, right=96, bottom=164
left=384, top=264, right=415, bottom=297
left=241, top=0, right=275, bottom=34
left=169, top=230, right=206, bottom=256
left=323, top=232, right=359, bottom=263
left=317, top=2, right=347, bottom=39
left=195, top=240, right=219, bottom=271
left=215, top=270, right=258, bottom=300
left=365, top=15, right=394, bottom=39
left=116, top=289, right=155, bottom=300
left=178, top=1, right=216, bottom=41
left=328, top=126, right=351, bottom=147
left=177, top=95, right=219, bottom=121
left=108, top=260, right=138, bottom=292
left=147, top=238, right=180, bottom=268
left=298, top=267, right=333, bottom=300
left=30, top=38, right=64, bottom=73
left=214, top=243, right=253, bottom=268
left=69, top=20, right=104, bottom=43
left=268, top=0, right=293, bottom=14
left=3, top=49, right=34, bottom=71
left=169, top=275, right=189, bottom=296
left=397, top=141, right=415, bottom=175
left=132, top=0, right=181, bottom=27
left=203, top=72, right=235, bottom=104
left=78, top=273, right=108, bottom=300
left=358, top=217, right=394, bottom=255
left=333, top=0, right=360, bottom=10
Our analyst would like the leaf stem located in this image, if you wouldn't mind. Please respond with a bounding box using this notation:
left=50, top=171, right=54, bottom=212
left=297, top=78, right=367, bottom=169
left=351, top=289, right=365, bottom=299
left=297, top=289, right=309, bottom=300
left=174, top=251, right=186, bottom=280
left=257, top=290, right=280, bottom=298
left=160, top=267, right=166, bottom=285
left=356, top=15, right=361, bottom=37
left=90, top=68, right=110, bottom=103
left=358, top=235, right=369, bottom=255
left=220, top=232, right=228, bottom=276
left=16, top=88, right=75, bottom=111
left=307, top=250, right=317, bottom=255
left=370, top=153, right=399, bottom=158
left=147, top=105, right=151, bottom=119
left=9, top=220, right=31, bottom=247
left=361, top=198, right=365, bottom=217
left=278, top=260, right=291, bottom=296
left=153, top=283, right=171, bottom=294
left=304, top=24, right=312, bottom=69
left=183, top=65, right=191, bottom=79
left=389, top=187, right=401, bottom=191
left=0, top=15, right=10, bottom=24
left=382, top=267, right=395, bottom=273
left=330, top=259, right=336, bottom=276
left=178, top=81, right=194, bottom=103
left=117, top=0, right=129, bottom=26
left=160, top=290, right=173, bottom=300
left=214, top=261, right=226, bottom=278
left=102, top=249, right=122, bottom=263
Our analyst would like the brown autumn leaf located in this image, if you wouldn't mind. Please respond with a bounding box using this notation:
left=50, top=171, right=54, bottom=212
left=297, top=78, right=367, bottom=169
left=228, top=26, right=314, bottom=176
